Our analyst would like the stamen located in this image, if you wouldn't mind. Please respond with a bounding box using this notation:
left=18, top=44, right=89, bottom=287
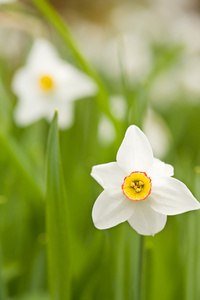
left=122, top=171, right=152, bottom=201
left=130, top=181, right=135, bottom=188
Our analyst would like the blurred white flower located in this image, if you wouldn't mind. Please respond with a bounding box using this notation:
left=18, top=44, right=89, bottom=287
left=91, top=125, right=200, bottom=236
left=0, top=25, right=29, bottom=61
left=104, top=33, right=152, bottom=83
left=170, top=13, right=200, bottom=55
left=110, top=1, right=200, bottom=57
left=110, top=4, right=171, bottom=45
left=98, top=115, right=116, bottom=147
left=143, top=109, right=171, bottom=159
left=72, top=17, right=152, bottom=83
left=12, top=38, right=97, bottom=129
left=71, top=19, right=109, bottom=70
left=0, top=0, right=16, bottom=3
left=109, top=95, right=127, bottom=121
left=98, top=96, right=127, bottom=147
left=148, top=67, right=180, bottom=106
left=179, top=57, right=200, bottom=97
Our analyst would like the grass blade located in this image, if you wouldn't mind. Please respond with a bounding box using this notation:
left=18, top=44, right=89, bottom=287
left=45, top=111, right=71, bottom=300
left=0, top=131, right=44, bottom=200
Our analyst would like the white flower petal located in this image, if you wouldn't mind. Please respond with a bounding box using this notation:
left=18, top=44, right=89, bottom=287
left=92, top=188, right=134, bottom=229
left=26, top=38, right=60, bottom=73
left=116, top=125, right=154, bottom=174
left=56, top=62, right=98, bottom=101
left=14, top=100, right=46, bottom=126
left=12, top=68, right=38, bottom=97
left=149, top=158, right=174, bottom=179
left=128, top=201, right=167, bottom=236
left=91, top=162, right=126, bottom=189
left=149, top=177, right=200, bottom=215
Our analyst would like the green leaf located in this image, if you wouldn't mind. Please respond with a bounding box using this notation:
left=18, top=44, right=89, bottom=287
left=0, top=131, right=44, bottom=201
left=45, top=111, right=71, bottom=300
left=0, top=243, right=7, bottom=300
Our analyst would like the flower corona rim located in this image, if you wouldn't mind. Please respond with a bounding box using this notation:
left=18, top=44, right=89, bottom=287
left=122, top=171, right=152, bottom=201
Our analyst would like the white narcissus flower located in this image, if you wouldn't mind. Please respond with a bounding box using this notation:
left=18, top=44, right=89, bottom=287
left=91, top=125, right=200, bottom=236
left=12, top=38, right=97, bottom=129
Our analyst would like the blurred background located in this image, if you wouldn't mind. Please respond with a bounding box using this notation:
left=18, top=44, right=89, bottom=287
left=1, top=0, right=200, bottom=300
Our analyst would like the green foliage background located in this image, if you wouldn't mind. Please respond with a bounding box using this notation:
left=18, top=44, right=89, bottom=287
left=0, top=1, right=200, bottom=300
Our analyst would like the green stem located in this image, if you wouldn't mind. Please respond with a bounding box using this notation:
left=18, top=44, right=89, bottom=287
left=135, top=235, right=144, bottom=300
left=0, top=243, right=7, bottom=300
left=115, top=226, right=126, bottom=300
left=186, top=212, right=197, bottom=300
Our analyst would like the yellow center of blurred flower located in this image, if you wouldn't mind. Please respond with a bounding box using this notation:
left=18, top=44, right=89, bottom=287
left=39, top=75, right=54, bottom=91
left=122, top=171, right=151, bottom=201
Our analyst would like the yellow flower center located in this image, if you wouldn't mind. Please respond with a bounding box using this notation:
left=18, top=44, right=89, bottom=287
left=122, top=171, right=152, bottom=201
left=39, top=75, right=54, bottom=91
